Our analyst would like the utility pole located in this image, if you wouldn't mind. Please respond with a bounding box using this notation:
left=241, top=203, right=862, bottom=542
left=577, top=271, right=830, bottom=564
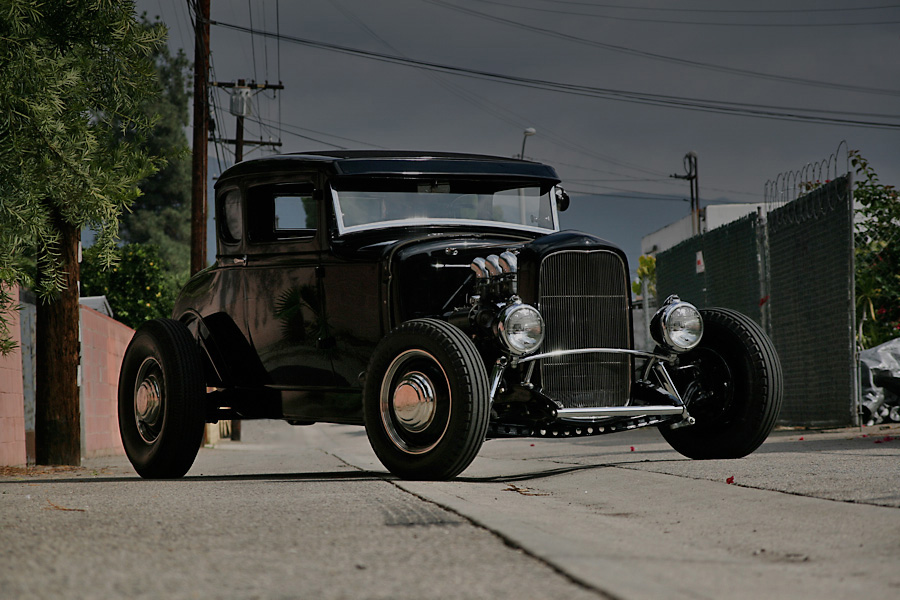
left=206, top=78, right=283, bottom=443
left=210, top=79, right=284, bottom=162
left=190, top=0, right=210, bottom=276
left=670, top=152, right=700, bottom=235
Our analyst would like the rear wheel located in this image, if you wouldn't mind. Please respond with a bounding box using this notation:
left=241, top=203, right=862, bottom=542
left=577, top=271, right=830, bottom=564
left=660, top=308, right=783, bottom=459
left=118, top=319, right=206, bottom=478
left=364, top=319, right=490, bottom=480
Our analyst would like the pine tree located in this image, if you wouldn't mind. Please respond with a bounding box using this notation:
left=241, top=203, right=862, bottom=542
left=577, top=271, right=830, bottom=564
left=0, top=0, right=163, bottom=464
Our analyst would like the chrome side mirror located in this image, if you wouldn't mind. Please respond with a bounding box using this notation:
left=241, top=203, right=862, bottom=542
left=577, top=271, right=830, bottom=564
left=555, top=187, right=570, bottom=212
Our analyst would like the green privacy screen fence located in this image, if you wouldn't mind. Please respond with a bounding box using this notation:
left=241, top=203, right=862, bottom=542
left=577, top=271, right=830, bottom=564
left=657, top=176, right=855, bottom=427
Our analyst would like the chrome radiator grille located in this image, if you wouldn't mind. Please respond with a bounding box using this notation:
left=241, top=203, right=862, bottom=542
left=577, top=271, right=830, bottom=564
left=538, top=250, right=632, bottom=408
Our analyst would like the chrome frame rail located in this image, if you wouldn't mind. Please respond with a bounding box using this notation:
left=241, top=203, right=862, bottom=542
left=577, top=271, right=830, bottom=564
left=490, top=347, right=694, bottom=426
left=556, top=405, right=687, bottom=420
left=514, top=347, right=671, bottom=366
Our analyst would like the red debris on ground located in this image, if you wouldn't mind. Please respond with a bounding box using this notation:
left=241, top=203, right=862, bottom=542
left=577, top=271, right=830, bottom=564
left=726, top=476, right=735, bottom=484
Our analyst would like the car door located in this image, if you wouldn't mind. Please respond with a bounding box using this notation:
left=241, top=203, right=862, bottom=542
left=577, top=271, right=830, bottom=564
left=241, top=179, right=335, bottom=390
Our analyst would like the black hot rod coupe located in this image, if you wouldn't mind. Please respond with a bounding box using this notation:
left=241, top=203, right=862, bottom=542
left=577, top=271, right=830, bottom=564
left=119, top=151, right=783, bottom=480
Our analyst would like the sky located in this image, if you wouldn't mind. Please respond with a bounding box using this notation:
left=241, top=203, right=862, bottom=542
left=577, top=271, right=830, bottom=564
left=138, top=0, right=900, bottom=276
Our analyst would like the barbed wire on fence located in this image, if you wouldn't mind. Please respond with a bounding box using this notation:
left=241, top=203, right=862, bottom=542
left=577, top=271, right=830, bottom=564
left=767, top=174, right=851, bottom=231
left=763, top=140, right=850, bottom=210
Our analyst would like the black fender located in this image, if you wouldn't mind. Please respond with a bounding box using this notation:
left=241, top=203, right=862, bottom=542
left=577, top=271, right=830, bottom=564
left=178, top=310, right=280, bottom=419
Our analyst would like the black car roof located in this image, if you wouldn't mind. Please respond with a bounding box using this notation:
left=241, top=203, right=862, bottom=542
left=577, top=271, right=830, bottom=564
left=215, top=150, right=561, bottom=186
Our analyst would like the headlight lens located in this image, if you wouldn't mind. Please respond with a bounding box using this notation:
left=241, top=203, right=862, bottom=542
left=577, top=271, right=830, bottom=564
left=497, top=303, right=544, bottom=355
left=651, top=300, right=703, bottom=352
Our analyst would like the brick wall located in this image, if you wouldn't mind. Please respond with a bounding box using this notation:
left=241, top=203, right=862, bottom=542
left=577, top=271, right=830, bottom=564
left=0, top=286, right=27, bottom=467
left=0, top=297, right=135, bottom=466
left=80, top=306, right=134, bottom=458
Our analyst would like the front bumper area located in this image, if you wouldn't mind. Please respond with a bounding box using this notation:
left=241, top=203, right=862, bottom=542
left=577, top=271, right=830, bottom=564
left=487, top=347, right=695, bottom=438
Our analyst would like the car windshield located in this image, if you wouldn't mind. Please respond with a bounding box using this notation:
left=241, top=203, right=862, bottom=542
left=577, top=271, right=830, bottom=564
left=331, top=179, right=558, bottom=235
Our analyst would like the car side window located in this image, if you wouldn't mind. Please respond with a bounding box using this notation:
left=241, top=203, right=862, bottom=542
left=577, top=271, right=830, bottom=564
left=220, top=188, right=242, bottom=244
left=248, top=183, right=317, bottom=242
left=274, top=194, right=316, bottom=231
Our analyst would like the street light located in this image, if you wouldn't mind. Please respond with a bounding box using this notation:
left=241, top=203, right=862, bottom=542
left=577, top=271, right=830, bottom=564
left=520, top=128, right=536, bottom=160
left=517, top=128, right=537, bottom=224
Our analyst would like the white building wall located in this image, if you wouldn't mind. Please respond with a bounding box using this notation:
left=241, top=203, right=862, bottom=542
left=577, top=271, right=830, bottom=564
left=641, top=203, right=764, bottom=256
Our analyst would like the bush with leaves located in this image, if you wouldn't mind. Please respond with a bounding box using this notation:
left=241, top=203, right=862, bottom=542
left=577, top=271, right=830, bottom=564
left=81, top=243, right=175, bottom=330
left=852, top=151, right=900, bottom=349
left=119, top=16, right=193, bottom=295
left=631, top=254, right=657, bottom=299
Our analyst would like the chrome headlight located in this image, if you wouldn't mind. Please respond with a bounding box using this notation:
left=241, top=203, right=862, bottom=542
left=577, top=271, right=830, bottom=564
left=496, top=302, right=544, bottom=355
left=650, top=297, right=703, bottom=352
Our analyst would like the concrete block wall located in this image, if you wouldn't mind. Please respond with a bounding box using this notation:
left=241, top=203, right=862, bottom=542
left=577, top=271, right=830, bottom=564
left=0, top=286, right=27, bottom=467
left=80, top=306, right=133, bottom=458
left=0, top=295, right=135, bottom=466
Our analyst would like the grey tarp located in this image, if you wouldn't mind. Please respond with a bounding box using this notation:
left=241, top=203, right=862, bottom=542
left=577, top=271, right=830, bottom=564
left=860, top=338, right=900, bottom=425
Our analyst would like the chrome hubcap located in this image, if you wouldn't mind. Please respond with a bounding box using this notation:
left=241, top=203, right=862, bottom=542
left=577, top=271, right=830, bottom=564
left=380, top=349, right=450, bottom=455
left=392, top=371, right=436, bottom=433
left=134, top=357, right=164, bottom=444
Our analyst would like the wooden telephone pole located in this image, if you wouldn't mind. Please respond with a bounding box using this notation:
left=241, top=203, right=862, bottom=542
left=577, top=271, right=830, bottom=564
left=670, top=152, right=700, bottom=235
left=190, top=0, right=210, bottom=276
left=191, top=4, right=284, bottom=276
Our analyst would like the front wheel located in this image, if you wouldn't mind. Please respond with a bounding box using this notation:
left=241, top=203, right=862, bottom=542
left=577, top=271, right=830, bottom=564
left=660, top=308, right=783, bottom=459
left=363, top=319, right=490, bottom=480
left=118, top=319, right=206, bottom=478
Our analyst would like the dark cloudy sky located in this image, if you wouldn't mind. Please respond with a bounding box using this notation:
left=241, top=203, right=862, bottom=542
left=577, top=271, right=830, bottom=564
left=140, top=0, right=900, bottom=274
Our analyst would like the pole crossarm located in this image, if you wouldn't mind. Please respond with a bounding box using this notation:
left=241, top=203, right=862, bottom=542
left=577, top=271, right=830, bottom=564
left=210, top=80, right=285, bottom=90
left=211, top=78, right=285, bottom=162
left=669, top=152, right=700, bottom=235
left=211, top=138, right=283, bottom=148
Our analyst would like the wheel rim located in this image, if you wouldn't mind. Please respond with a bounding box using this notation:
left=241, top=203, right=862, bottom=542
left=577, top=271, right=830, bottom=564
left=679, top=347, right=734, bottom=424
left=134, top=356, right=164, bottom=444
left=380, top=349, right=450, bottom=455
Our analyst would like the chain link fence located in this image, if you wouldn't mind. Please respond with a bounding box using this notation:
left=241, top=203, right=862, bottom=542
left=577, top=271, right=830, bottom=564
left=656, top=175, right=856, bottom=427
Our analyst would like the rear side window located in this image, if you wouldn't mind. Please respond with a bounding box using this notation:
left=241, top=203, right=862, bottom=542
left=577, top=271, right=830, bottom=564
left=219, top=189, right=243, bottom=244
left=274, top=194, right=316, bottom=231
left=248, top=183, right=317, bottom=242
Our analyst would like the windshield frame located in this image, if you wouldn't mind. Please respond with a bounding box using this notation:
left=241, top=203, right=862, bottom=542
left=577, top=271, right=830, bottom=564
left=329, top=180, right=562, bottom=236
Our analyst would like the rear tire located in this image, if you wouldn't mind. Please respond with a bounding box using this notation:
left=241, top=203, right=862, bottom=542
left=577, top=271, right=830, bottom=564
left=118, top=319, right=206, bottom=478
left=364, top=319, right=490, bottom=480
left=660, top=308, right=783, bottom=459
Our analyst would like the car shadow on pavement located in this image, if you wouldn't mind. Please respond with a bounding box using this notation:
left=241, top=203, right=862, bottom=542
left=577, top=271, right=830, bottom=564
left=454, top=457, right=694, bottom=484
left=0, top=470, right=392, bottom=486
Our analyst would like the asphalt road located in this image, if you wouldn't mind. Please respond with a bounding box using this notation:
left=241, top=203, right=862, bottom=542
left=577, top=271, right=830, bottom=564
left=1, top=420, right=898, bottom=600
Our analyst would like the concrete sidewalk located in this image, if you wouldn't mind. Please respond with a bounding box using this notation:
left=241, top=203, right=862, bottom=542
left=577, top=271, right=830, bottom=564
left=3, top=422, right=899, bottom=509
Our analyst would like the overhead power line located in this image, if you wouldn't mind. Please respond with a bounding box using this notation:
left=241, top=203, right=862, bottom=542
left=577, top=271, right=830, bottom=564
left=564, top=187, right=688, bottom=202
left=327, top=0, right=666, bottom=178
left=422, top=0, right=900, bottom=97
left=530, top=0, right=900, bottom=13
left=459, top=0, right=900, bottom=27
left=566, top=187, right=751, bottom=205
left=253, top=115, right=389, bottom=149
left=209, top=19, right=900, bottom=130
